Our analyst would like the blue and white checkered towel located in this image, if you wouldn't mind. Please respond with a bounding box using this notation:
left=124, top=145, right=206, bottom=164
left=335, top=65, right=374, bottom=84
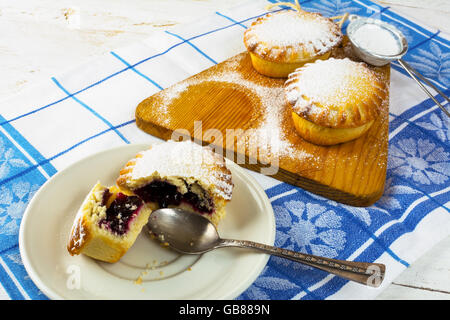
left=0, top=0, right=449, bottom=300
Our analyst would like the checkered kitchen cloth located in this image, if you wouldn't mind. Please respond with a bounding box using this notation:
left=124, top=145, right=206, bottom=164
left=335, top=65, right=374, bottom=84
left=0, top=0, right=449, bottom=300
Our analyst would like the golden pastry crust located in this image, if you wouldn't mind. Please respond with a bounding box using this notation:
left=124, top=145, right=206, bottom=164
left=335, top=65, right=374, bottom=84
left=285, top=58, right=387, bottom=129
left=67, top=182, right=152, bottom=263
left=244, top=10, right=342, bottom=64
left=291, top=112, right=375, bottom=145
left=117, top=154, right=143, bottom=196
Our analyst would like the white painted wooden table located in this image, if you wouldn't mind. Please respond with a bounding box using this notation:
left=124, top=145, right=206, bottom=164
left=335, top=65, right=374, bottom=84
left=0, top=0, right=448, bottom=300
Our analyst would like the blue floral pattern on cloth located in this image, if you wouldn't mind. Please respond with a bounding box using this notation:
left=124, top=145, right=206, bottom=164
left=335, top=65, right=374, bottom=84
left=407, top=42, right=450, bottom=87
left=0, top=0, right=449, bottom=300
left=238, top=0, right=450, bottom=300
left=0, top=135, right=47, bottom=252
left=302, top=0, right=363, bottom=17
left=0, top=131, right=51, bottom=299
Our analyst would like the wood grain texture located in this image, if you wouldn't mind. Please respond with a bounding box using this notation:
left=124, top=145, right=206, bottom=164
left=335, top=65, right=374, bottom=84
left=135, top=40, right=391, bottom=207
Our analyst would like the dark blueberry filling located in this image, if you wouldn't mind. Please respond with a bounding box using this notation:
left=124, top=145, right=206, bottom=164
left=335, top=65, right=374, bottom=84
left=134, top=180, right=181, bottom=208
left=182, top=191, right=214, bottom=214
left=134, top=180, right=214, bottom=214
left=101, top=188, right=112, bottom=206
left=98, top=190, right=143, bottom=236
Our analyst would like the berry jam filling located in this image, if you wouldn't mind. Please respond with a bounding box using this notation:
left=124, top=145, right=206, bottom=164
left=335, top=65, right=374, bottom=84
left=98, top=190, right=143, bottom=235
left=134, top=180, right=214, bottom=214
left=101, top=188, right=112, bottom=206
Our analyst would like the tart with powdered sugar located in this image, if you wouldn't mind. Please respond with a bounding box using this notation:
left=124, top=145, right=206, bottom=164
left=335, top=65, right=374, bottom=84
left=244, top=10, right=342, bottom=78
left=116, top=140, right=233, bottom=227
left=67, top=183, right=152, bottom=263
left=285, top=57, right=387, bottom=145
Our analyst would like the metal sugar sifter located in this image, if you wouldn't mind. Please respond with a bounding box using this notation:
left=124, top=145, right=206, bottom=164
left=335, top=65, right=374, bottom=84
left=346, top=15, right=450, bottom=117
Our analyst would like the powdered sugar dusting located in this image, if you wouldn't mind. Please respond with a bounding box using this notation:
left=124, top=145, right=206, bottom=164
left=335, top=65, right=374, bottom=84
left=151, top=54, right=314, bottom=163
left=286, top=58, right=382, bottom=113
left=244, top=10, right=342, bottom=60
left=131, top=140, right=233, bottom=200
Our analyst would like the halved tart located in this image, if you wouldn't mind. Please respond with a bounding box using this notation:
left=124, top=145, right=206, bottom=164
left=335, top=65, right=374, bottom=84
left=67, top=182, right=152, bottom=263
left=117, top=140, right=233, bottom=227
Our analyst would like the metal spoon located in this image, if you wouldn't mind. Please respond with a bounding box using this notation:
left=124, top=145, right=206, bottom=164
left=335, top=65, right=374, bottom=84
left=147, top=208, right=386, bottom=287
left=346, top=14, right=450, bottom=117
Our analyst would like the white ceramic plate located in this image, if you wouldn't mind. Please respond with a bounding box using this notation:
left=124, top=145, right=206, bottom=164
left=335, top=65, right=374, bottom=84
left=19, top=143, right=275, bottom=300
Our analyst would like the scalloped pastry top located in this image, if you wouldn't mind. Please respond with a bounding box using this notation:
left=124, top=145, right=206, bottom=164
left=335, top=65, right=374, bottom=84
left=285, top=58, right=388, bottom=128
left=244, top=10, right=343, bottom=63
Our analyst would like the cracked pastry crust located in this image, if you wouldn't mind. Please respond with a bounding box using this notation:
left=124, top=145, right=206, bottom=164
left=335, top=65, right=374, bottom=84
left=285, top=58, right=388, bottom=145
left=244, top=10, right=342, bottom=77
left=67, top=182, right=152, bottom=263
left=116, top=140, right=233, bottom=227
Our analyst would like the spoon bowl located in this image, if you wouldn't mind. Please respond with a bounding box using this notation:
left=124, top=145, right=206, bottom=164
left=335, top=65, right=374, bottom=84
left=147, top=208, right=221, bottom=254
left=147, top=208, right=386, bottom=287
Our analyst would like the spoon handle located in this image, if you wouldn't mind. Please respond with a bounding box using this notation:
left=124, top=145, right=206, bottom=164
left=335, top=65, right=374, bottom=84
left=218, top=239, right=385, bottom=287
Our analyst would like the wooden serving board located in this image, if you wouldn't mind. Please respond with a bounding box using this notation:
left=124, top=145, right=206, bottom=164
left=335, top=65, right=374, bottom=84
left=135, top=42, right=390, bottom=207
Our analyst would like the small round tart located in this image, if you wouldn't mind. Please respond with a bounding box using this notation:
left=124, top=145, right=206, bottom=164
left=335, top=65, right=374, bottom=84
left=244, top=10, right=342, bottom=78
left=285, top=58, right=387, bottom=145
